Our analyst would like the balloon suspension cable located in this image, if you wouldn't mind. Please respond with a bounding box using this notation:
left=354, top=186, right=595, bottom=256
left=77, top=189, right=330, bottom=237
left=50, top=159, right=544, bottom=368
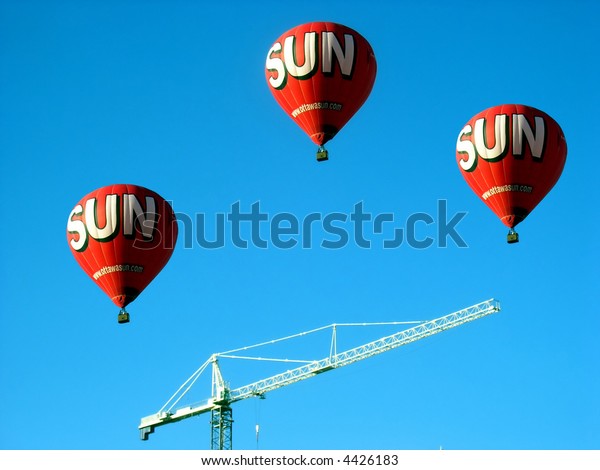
left=118, top=307, right=130, bottom=324
left=316, top=145, right=329, bottom=162
left=507, top=228, right=519, bottom=244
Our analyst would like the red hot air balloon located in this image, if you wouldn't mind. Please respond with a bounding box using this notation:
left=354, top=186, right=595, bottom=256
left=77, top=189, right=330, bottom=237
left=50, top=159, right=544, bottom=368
left=66, top=184, right=177, bottom=323
left=456, top=104, right=567, bottom=243
left=266, top=21, right=377, bottom=162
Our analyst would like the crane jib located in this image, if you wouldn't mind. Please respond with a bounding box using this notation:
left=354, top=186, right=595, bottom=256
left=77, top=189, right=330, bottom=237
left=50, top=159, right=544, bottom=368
left=139, top=299, right=500, bottom=444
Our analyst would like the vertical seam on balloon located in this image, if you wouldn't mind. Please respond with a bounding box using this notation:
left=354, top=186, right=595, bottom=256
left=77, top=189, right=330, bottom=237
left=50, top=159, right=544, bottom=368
left=284, top=25, right=311, bottom=147
left=308, top=23, right=320, bottom=144
left=295, top=23, right=317, bottom=146
left=106, top=183, right=121, bottom=307
left=520, top=105, right=541, bottom=218
left=88, top=187, right=110, bottom=302
left=505, top=104, right=519, bottom=225
left=87, top=186, right=116, bottom=307
left=493, top=105, right=509, bottom=223
left=492, top=105, right=510, bottom=224
left=478, top=107, right=502, bottom=221
left=107, top=183, right=121, bottom=306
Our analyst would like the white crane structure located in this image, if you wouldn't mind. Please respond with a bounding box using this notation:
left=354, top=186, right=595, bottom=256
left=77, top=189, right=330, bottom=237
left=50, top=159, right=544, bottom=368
left=139, top=299, right=500, bottom=449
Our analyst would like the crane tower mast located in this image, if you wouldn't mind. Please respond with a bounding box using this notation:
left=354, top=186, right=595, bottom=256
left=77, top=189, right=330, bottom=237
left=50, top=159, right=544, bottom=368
left=139, top=299, right=500, bottom=448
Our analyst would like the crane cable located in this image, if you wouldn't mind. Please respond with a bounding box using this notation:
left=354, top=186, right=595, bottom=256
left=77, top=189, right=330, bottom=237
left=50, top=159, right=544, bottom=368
left=218, top=321, right=424, bottom=356
left=255, top=397, right=261, bottom=449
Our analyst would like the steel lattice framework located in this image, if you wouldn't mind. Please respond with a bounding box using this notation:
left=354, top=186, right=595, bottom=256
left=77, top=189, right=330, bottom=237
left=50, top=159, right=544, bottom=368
left=139, top=299, right=500, bottom=448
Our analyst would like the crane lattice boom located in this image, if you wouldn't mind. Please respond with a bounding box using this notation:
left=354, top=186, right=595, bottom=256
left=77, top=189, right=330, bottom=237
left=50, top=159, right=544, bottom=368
left=139, top=299, right=500, bottom=445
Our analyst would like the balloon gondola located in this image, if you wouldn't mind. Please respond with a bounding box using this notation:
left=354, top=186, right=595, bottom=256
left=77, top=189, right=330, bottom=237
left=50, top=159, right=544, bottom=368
left=66, top=184, right=178, bottom=323
left=316, top=145, right=329, bottom=162
left=456, top=104, right=567, bottom=243
left=265, top=22, right=377, bottom=162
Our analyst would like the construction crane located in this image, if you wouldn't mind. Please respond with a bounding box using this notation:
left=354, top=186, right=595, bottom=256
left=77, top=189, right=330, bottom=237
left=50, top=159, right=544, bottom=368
left=139, top=299, right=500, bottom=449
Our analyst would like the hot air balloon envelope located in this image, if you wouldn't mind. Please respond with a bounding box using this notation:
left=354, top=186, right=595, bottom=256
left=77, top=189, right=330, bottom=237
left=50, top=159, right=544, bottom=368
left=266, top=22, right=377, bottom=159
left=66, top=184, right=177, bottom=321
left=456, top=104, right=567, bottom=241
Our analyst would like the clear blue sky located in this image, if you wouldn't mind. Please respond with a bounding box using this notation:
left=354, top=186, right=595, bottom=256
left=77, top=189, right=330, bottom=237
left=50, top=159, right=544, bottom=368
left=1, top=0, right=598, bottom=451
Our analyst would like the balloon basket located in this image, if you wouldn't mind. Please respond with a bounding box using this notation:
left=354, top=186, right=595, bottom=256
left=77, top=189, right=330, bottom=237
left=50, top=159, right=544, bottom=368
left=118, top=309, right=130, bottom=324
left=507, top=230, right=519, bottom=244
left=316, top=147, right=329, bottom=162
